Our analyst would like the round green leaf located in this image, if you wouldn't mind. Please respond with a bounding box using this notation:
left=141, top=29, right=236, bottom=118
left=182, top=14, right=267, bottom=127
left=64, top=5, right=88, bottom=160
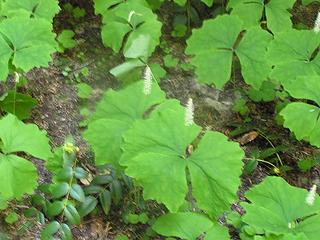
left=64, top=204, right=81, bottom=225
left=46, top=200, right=64, bottom=217
left=78, top=196, right=98, bottom=217
left=41, top=221, right=61, bottom=240
left=70, top=184, right=86, bottom=202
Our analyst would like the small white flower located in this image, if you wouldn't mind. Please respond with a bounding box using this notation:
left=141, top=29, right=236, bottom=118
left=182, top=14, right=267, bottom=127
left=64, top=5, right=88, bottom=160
left=306, top=184, right=317, bottom=206
left=314, top=12, right=320, bottom=33
left=143, top=66, right=152, bottom=95
left=185, top=98, right=194, bottom=126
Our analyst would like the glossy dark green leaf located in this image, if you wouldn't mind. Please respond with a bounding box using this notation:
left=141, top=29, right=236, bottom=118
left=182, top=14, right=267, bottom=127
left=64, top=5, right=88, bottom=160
left=56, top=167, right=73, bottom=181
left=70, top=184, right=85, bottom=203
left=37, top=212, right=45, bottom=224
left=78, top=196, right=98, bottom=218
left=46, top=200, right=64, bottom=217
left=31, top=194, right=46, bottom=207
left=23, top=207, right=38, bottom=218
left=61, top=223, right=73, bottom=240
left=74, top=167, right=87, bottom=179
left=83, top=185, right=104, bottom=195
left=99, top=190, right=112, bottom=216
left=51, top=183, right=69, bottom=199
left=91, top=175, right=113, bottom=185
left=64, top=204, right=81, bottom=225
left=110, top=180, right=122, bottom=205
left=41, top=221, right=61, bottom=240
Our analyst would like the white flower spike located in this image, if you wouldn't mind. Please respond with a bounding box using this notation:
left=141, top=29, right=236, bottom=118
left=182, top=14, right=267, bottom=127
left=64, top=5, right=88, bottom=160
left=306, top=184, right=317, bottom=206
left=143, top=66, right=152, bottom=95
left=185, top=98, right=194, bottom=126
left=314, top=12, right=320, bottom=33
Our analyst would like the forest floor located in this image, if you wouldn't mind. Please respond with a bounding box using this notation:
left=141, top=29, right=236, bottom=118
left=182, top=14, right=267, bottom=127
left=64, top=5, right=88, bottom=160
left=1, top=1, right=320, bottom=240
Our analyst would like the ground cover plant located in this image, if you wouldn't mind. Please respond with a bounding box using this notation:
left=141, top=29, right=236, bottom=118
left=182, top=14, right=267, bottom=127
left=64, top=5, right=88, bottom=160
left=1, top=0, right=320, bottom=239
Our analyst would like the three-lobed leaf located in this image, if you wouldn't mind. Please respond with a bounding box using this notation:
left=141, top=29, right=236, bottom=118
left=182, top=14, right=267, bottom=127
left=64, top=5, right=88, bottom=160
left=121, top=101, right=244, bottom=216
left=186, top=15, right=272, bottom=89
left=94, top=0, right=162, bottom=57
left=228, top=0, right=295, bottom=32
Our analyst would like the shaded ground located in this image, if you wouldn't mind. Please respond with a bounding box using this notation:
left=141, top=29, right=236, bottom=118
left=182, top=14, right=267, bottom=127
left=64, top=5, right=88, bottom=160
left=1, top=1, right=320, bottom=239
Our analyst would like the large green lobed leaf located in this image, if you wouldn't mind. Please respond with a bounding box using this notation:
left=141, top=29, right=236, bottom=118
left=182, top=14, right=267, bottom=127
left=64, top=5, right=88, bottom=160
left=152, top=212, right=214, bottom=240
left=268, top=30, right=320, bottom=90
left=84, top=81, right=166, bottom=168
left=242, top=176, right=320, bottom=240
left=95, top=0, right=162, bottom=56
left=0, top=17, right=57, bottom=81
left=0, top=154, right=37, bottom=200
left=1, top=0, right=60, bottom=22
left=228, top=0, right=295, bottom=33
left=0, top=114, right=52, bottom=200
left=186, top=14, right=271, bottom=89
left=280, top=76, right=320, bottom=147
left=121, top=101, right=244, bottom=216
left=0, top=114, right=52, bottom=159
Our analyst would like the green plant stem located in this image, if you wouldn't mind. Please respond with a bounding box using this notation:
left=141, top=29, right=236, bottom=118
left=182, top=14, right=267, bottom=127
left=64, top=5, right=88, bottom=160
left=186, top=0, right=191, bottom=33
left=244, top=157, right=277, bottom=169
left=12, top=82, right=17, bottom=115
left=257, top=131, right=283, bottom=166
left=61, top=153, right=78, bottom=221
